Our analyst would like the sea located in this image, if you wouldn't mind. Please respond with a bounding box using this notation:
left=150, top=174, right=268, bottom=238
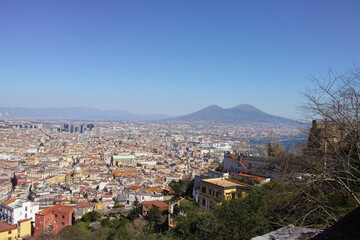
left=250, top=135, right=308, bottom=153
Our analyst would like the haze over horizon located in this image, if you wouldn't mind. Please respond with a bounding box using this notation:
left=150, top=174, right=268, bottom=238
left=1, top=1, right=360, bottom=119
left=0, top=103, right=296, bottom=118
left=0, top=103, right=302, bottom=123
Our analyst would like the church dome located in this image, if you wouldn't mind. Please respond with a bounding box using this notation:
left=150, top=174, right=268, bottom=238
left=74, top=165, right=82, bottom=174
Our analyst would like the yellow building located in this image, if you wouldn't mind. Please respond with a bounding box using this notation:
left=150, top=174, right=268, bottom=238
left=18, top=219, right=32, bottom=239
left=65, top=173, right=71, bottom=181
left=94, top=203, right=105, bottom=210
left=0, top=222, right=18, bottom=240
left=199, top=178, right=252, bottom=211
left=25, top=154, right=38, bottom=165
left=45, top=174, right=66, bottom=184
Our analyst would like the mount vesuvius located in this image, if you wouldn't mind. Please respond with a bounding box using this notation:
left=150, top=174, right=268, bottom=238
left=173, top=104, right=298, bottom=124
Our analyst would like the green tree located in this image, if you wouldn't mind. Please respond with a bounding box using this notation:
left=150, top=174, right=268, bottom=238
left=127, top=197, right=141, bottom=221
left=81, top=211, right=100, bottom=223
left=56, top=222, right=89, bottom=240
left=169, top=180, right=184, bottom=199
left=147, top=206, right=162, bottom=232
left=148, top=206, right=162, bottom=222
left=174, top=181, right=327, bottom=240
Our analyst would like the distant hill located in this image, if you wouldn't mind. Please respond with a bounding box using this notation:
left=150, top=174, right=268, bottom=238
left=173, top=104, right=298, bottom=124
left=0, top=104, right=300, bottom=124
left=0, top=107, right=170, bottom=121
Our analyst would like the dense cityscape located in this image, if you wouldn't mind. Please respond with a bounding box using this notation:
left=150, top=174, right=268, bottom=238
left=1, top=1, right=360, bottom=240
left=0, top=118, right=306, bottom=238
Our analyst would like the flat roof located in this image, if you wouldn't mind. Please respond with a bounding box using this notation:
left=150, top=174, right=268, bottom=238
left=113, top=155, right=135, bottom=160
left=202, top=178, right=244, bottom=188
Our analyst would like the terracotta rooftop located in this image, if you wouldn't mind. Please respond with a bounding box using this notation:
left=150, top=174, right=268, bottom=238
left=76, top=202, right=93, bottom=209
left=146, top=187, right=164, bottom=193
left=2, top=199, right=15, bottom=205
left=0, top=222, right=18, bottom=232
left=128, top=185, right=141, bottom=190
left=141, top=200, right=168, bottom=209
left=18, top=219, right=31, bottom=223
left=37, top=205, right=74, bottom=215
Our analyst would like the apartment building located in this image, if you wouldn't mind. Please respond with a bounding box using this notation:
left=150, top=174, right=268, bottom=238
left=34, top=205, right=74, bottom=236
left=199, top=178, right=252, bottom=211
left=1, top=199, right=39, bottom=224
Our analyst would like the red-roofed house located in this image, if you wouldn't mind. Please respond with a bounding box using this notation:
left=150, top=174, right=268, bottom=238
left=127, top=185, right=141, bottom=191
left=141, top=200, right=168, bottom=216
left=34, top=205, right=74, bottom=236
left=0, top=221, right=18, bottom=240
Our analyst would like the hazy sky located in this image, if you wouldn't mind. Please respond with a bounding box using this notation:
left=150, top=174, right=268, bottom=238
left=1, top=1, right=360, bottom=119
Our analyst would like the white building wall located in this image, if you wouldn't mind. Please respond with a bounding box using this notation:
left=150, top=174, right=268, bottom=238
left=124, top=192, right=163, bottom=209
left=1, top=200, right=39, bottom=224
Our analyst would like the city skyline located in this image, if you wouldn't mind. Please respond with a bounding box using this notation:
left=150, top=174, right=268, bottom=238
left=1, top=1, right=360, bottom=119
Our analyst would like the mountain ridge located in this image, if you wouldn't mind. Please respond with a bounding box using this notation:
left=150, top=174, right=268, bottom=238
left=0, top=105, right=298, bottom=124
left=173, top=104, right=298, bottom=124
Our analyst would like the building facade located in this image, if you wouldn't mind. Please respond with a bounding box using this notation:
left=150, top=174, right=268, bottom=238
left=199, top=178, right=252, bottom=211
left=0, top=222, right=18, bottom=240
left=1, top=199, right=39, bottom=224
left=111, top=154, right=136, bottom=167
left=124, top=189, right=164, bottom=209
left=34, top=205, right=74, bottom=236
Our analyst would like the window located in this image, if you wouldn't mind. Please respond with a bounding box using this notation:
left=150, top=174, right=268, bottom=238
left=62, top=215, right=65, bottom=219
left=62, top=222, right=65, bottom=226
left=208, top=189, right=211, bottom=195
left=25, top=213, right=27, bottom=218
left=55, top=214, right=57, bottom=218
left=8, top=231, right=12, bottom=234
left=201, top=187, right=206, bottom=193
left=25, top=206, right=28, bottom=211
left=216, top=191, right=219, bottom=198
left=202, top=199, right=205, bottom=206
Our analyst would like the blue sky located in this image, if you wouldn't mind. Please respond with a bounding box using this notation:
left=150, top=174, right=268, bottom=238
left=1, top=1, right=359, bottom=119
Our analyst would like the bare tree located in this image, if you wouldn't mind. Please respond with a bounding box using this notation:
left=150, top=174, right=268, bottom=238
left=299, top=66, right=360, bottom=207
